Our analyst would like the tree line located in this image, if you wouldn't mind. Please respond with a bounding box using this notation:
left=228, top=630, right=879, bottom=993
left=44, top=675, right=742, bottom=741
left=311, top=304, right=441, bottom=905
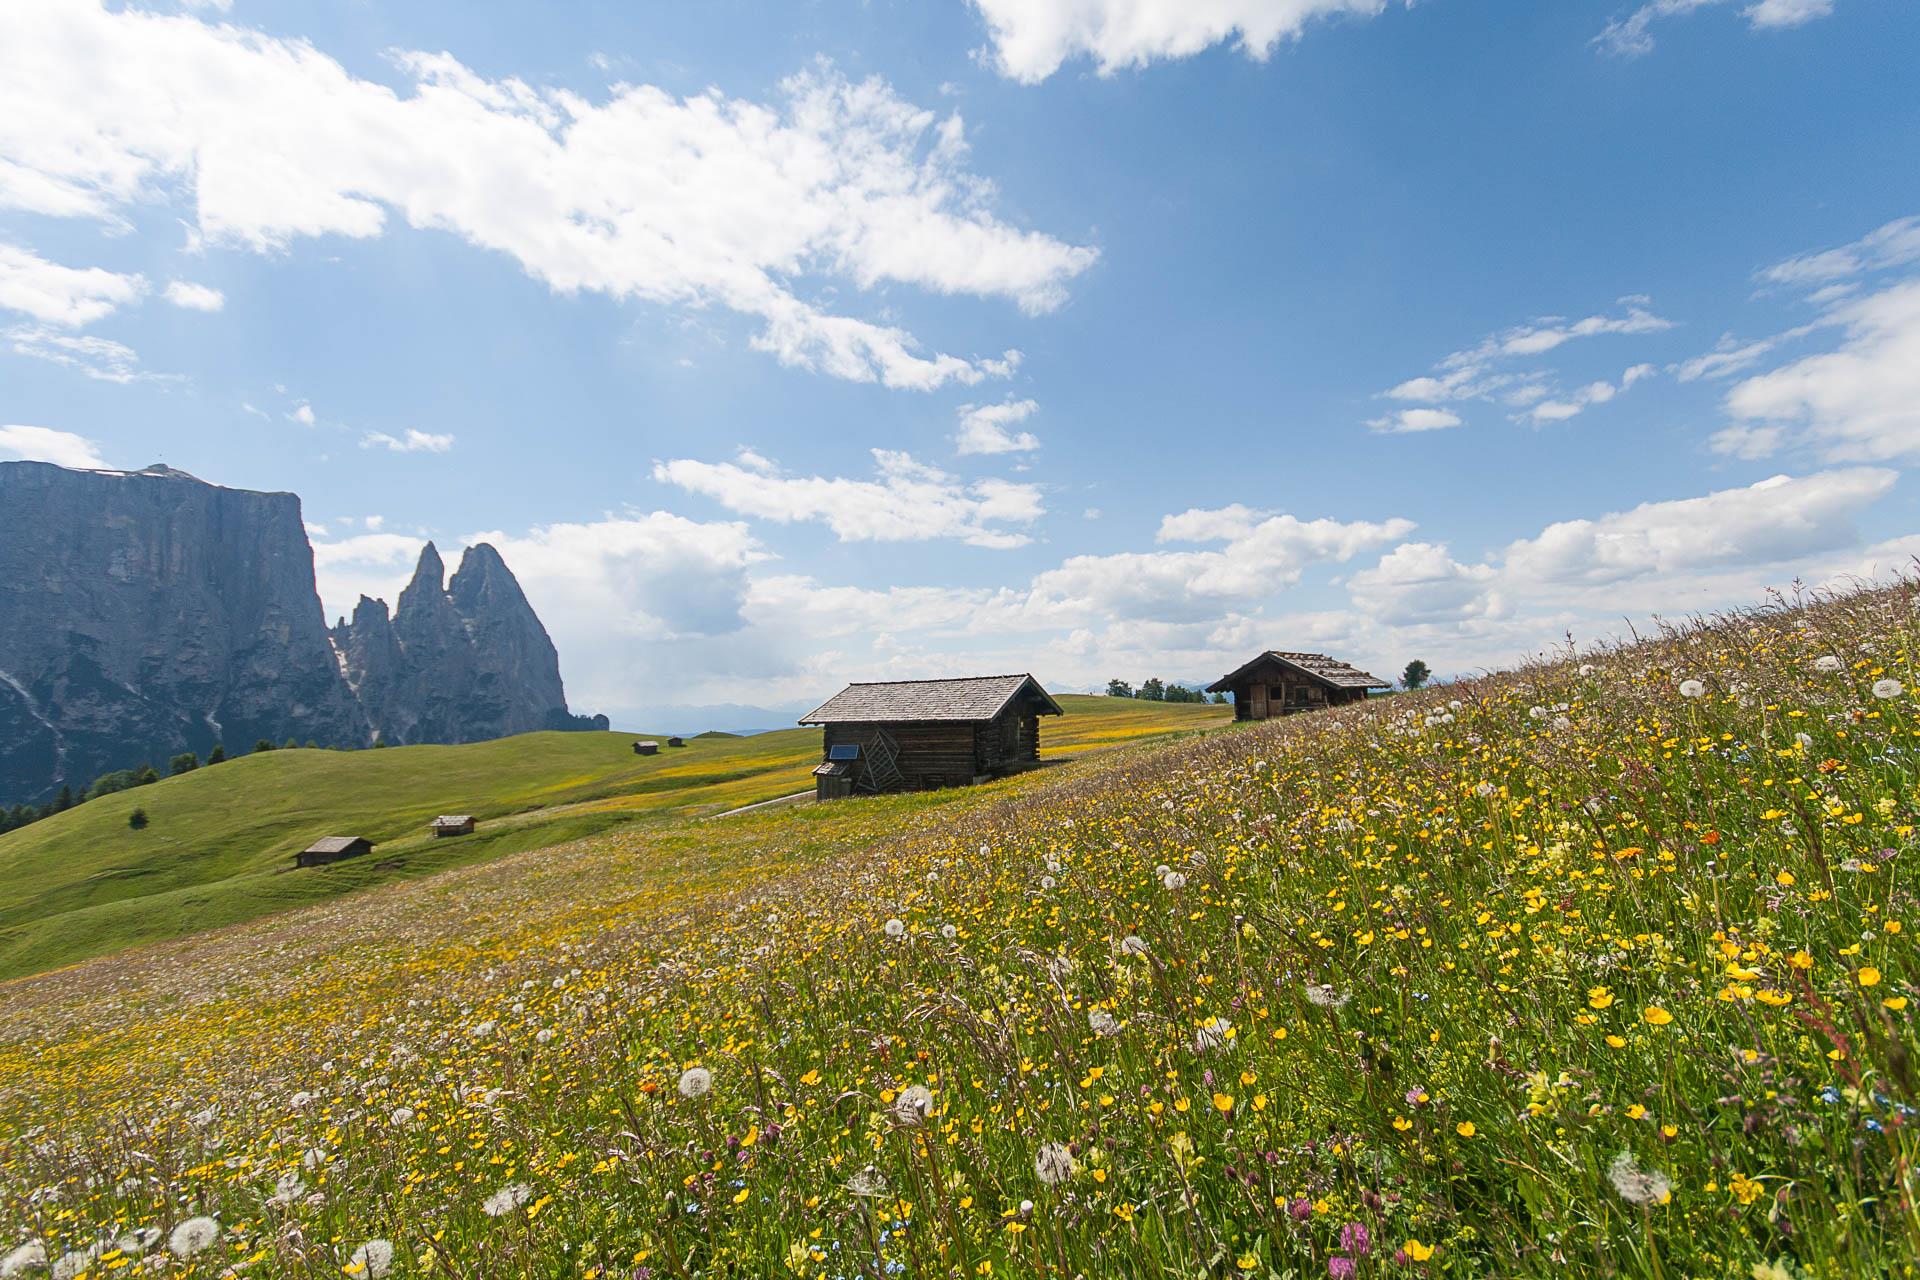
left=0, top=735, right=355, bottom=837
left=1104, top=678, right=1224, bottom=704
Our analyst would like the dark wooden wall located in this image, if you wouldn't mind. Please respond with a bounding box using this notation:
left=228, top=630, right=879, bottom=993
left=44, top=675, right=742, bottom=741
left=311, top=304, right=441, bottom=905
left=821, top=707, right=1044, bottom=795
left=1230, top=666, right=1365, bottom=721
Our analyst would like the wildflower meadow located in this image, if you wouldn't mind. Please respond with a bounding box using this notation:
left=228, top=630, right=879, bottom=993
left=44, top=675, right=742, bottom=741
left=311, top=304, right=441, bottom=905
left=2, top=582, right=1917, bottom=1278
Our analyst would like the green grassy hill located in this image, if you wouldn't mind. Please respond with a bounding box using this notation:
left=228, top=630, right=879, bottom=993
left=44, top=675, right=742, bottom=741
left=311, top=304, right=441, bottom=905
left=0, top=694, right=1227, bottom=978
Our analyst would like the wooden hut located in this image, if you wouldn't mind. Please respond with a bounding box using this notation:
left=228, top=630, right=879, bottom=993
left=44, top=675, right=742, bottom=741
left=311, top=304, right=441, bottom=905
left=632, top=740, right=659, bottom=756
left=666, top=736, right=685, bottom=748
left=800, top=674, right=1064, bottom=801
left=1206, top=651, right=1389, bottom=721
left=296, top=835, right=373, bottom=867
left=430, top=814, right=476, bottom=838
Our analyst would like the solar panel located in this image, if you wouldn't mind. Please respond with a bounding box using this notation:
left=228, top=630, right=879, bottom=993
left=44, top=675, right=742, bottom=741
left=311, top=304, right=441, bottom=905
left=828, top=743, right=861, bottom=761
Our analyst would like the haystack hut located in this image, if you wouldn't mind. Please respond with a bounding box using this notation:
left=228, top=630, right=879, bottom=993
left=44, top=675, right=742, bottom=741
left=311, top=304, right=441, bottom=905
left=1206, top=651, right=1389, bottom=721
left=799, top=674, right=1064, bottom=801
left=297, top=835, right=373, bottom=867
left=430, top=815, right=476, bottom=837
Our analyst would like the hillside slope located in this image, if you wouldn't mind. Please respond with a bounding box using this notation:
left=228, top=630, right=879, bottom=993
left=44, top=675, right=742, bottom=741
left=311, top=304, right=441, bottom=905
left=0, top=694, right=1226, bottom=978
left=0, top=587, right=1913, bottom=1276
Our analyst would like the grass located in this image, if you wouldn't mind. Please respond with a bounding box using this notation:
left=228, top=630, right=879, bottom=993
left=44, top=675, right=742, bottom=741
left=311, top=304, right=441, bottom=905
left=0, top=695, right=1227, bottom=979
left=0, top=586, right=1916, bottom=1278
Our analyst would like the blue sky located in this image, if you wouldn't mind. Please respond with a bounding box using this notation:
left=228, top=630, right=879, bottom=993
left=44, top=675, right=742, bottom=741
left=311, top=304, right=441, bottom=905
left=2, top=0, right=1917, bottom=729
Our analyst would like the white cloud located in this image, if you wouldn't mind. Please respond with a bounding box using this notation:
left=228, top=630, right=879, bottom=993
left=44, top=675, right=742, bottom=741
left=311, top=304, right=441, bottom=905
left=1350, top=468, right=1896, bottom=625
left=954, top=398, right=1041, bottom=454
left=1757, top=215, right=1920, bottom=289
left=1022, top=505, right=1414, bottom=621
left=653, top=448, right=1045, bottom=548
left=5, top=324, right=153, bottom=381
left=1673, top=325, right=1819, bottom=381
left=1714, top=279, right=1920, bottom=462
left=1595, top=0, right=1835, bottom=57
left=1366, top=407, right=1460, bottom=434
left=288, top=403, right=316, bottom=426
left=361, top=429, right=455, bottom=453
left=0, top=241, right=144, bottom=325
left=1378, top=304, right=1671, bottom=431
left=0, top=2, right=1095, bottom=389
left=162, top=280, right=224, bottom=311
left=0, top=423, right=109, bottom=468
left=969, top=0, right=1406, bottom=84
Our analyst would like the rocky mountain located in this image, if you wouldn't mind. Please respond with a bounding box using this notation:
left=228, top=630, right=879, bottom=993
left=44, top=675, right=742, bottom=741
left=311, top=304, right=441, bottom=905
left=331, top=540, right=599, bottom=746
left=0, top=461, right=600, bottom=805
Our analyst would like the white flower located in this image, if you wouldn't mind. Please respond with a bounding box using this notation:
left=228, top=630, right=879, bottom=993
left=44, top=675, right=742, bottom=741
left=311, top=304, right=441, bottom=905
left=940, top=923, right=958, bottom=940
left=1873, top=678, right=1904, bottom=700
left=846, top=1166, right=889, bottom=1198
left=1578, top=664, right=1595, bottom=676
left=535, top=1028, right=556, bottom=1044
left=268, top=1172, right=306, bottom=1206
left=1607, top=1151, right=1672, bottom=1206
left=1089, top=1009, right=1120, bottom=1037
left=51, top=1248, right=96, bottom=1280
left=893, top=1084, right=935, bottom=1126
left=1161, top=871, right=1187, bottom=892
left=1, top=1244, right=46, bottom=1279
left=389, top=1107, right=414, bottom=1126
left=287, top=1090, right=314, bottom=1110
left=300, top=1147, right=330, bottom=1171
left=883, top=918, right=906, bottom=938
left=112, top=1230, right=159, bottom=1257
left=677, top=1066, right=713, bottom=1099
left=1551, top=715, right=1572, bottom=732
left=1305, top=983, right=1352, bottom=1009
left=167, top=1217, right=220, bottom=1259
left=1794, top=732, right=1814, bottom=750
left=1040, top=876, right=1056, bottom=891
left=1678, top=680, right=1706, bottom=699
left=1034, top=1141, right=1077, bottom=1186
left=350, top=1240, right=394, bottom=1279
left=1813, top=655, right=1844, bottom=673
left=482, top=1182, right=532, bottom=1217
left=1120, top=935, right=1149, bottom=957
left=469, top=1020, right=495, bottom=1039
left=1474, top=782, right=1496, bottom=798
left=1193, top=1018, right=1234, bottom=1053
left=1528, top=705, right=1547, bottom=720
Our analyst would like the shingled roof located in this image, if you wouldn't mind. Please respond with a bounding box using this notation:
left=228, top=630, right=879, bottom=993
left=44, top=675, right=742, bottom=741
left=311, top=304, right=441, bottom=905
left=800, top=674, right=1064, bottom=725
left=303, top=836, right=369, bottom=855
left=1205, top=651, right=1390, bottom=694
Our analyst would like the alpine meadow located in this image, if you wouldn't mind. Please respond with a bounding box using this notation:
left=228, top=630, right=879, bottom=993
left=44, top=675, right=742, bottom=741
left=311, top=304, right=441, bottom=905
left=4, top=1, right=1920, bottom=1278
left=2, top=583, right=1916, bottom=1276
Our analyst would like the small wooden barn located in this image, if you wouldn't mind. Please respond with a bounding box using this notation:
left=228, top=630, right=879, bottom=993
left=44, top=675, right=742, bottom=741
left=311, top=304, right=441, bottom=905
left=297, top=835, right=374, bottom=867
left=666, top=736, right=685, bottom=748
left=1206, top=651, right=1389, bottom=721
left=632, top=740, right=659, bottom=756
left=799, top=674, right=1064, bottom=800
left=430, top=814, right=476, bottom=838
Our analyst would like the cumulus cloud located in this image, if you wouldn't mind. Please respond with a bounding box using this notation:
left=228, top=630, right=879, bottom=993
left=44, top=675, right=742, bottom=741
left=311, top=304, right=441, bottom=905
left=1595, top=0, right=1836, bottom=58
left=1349, top=468, right=1895, bottom=625
left=954, top=398, right=1041, bottom=454
left=0, top=423, right=110, bottom=468
left=0, top=0, right=1095, bottom=389
left=969, top=0, right=1407, bottom=83
left=162, top=280, right=225, bottom=311
left=1713, top=279, right=1920, bottom=462
left=1023, top=505, right=1415, bottom=621
left=654, top=448, right=1044, bottom=548
left=361, top=429, right=455, bottom=454
left=0, top=241, right=144, bottom=326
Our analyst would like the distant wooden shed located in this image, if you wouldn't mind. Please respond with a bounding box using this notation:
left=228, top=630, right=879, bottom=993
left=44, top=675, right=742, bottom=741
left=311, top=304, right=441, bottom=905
left=297, top=835, right=374, bottom=867
left=666, top=736, right=686, bottom=748
left=633, top=740, right=659, bottom=756
left=799, top=674, right=1064, bottom=801
left=1206, top=651, right=1389, bottom=721
left=430, top=814, right=476, bottom=837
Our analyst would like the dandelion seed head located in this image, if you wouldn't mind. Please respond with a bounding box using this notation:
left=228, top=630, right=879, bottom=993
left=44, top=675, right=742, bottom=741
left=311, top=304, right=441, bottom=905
left=677, top=1066, right=713, bottom=1099
left=482, top=1182, right=532, bottom=1217
left=350, top=1240, right=394, bottom=1278
left=1034, top=1141, right=1077, bottom=1185
left=1607, top=1151, right=1672, bottom=1206
left=1873, top=678, right=1904, bottom=700
left=167, top=1217, right=220, bottom=1259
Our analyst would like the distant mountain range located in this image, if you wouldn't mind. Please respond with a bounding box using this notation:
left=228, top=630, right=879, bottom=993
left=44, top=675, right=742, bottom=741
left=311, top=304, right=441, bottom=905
left=0, top=461, right=603, bottom=805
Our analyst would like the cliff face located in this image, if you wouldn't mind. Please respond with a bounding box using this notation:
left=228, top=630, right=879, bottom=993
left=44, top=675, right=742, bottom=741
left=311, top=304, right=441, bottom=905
left=0, top=462, right=369, bottom=801
left=0, top=461, right=600, bottom=805
left=332, top=541, right=582, bottom=746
